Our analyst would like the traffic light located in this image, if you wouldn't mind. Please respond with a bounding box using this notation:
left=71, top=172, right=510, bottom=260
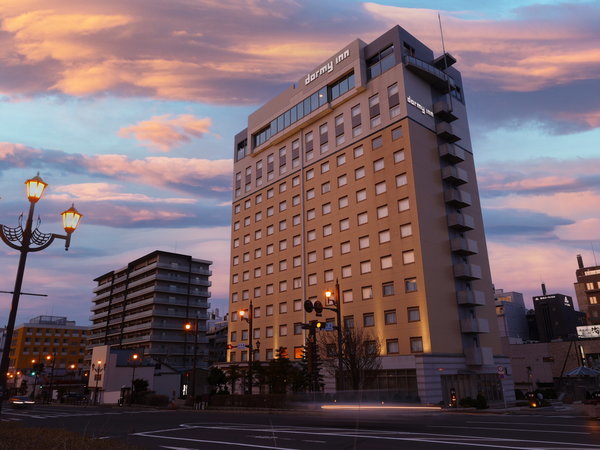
left=304, top=299, right=314, bottom=313
left=227, top=344, right=233, bottom=350
left=314, top=300, right=323, bottom=317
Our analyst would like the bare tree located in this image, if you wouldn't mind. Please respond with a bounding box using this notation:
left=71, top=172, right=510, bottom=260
left=318, top=326, right=382, bottom=390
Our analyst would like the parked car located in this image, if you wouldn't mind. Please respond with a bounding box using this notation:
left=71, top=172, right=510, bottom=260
left=9, top=396, right=35, bottom=408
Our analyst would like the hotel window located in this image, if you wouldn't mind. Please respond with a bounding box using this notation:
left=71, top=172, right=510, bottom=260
left=266, top=326, right=274, bottom=338
left=266, top=244, right=274, bottom=255
left=357, top=212, right=368, bottom=225
left=369, top=94, right=381, bottom=127
left=293, top=255, right=302, bottom=267
left=279, top=220, right=287, bottom=231
left=279, top=147, right=287, bottom=174
left=359, top=235, right=370, bottom=249
left=229, top=352, right=236, bottom=362
left=360, top=260, right=372, bottom=274
left=351, top=104, right=362, bottom=137
left=321, top=181, right=331, bottom=194
left=590, top=296, right=598, bottom=304
left=279, top=259, right=287, bottom=271
left=408, top=307, right=420, bottom=322
left=231, top=311, right=238, bottom=322
left=254, top=307, right=261, bottom=318
left=255, top=211, right=262, bottom=222
left=242, top=290, right=250, bottom=300
left=293, top=277, right=302, bottom=289
left=367, top=44, right=395, bottom=79
left=265, top=349, right=273, bottom=360
left=323, top=224, right=332, bottom=236
left=335, top=114, right=345, bottom=145
left=356, top=189, right=367, bottom=202
left=279, top=200, right=287, bottom=212
left=319, top=123, right=329, bottom=153
left=235, top=172, right=242, bottom=197
left=362, top=286, right=373, bottom=300
left=322, top=203, right=332, bottom=215
left=292, top=194, right=300, bottom=206
left=342, top=265, right=352, bottom=278
left=354, top=145, right=364, bottom=158
left=381, top=255, right=393, bottom=269
left=244, top=216, right=250, bottom=226
left=231, top=331, right=237, bottom=342
left=340, top=218, right=350, bottom=231
left=382, top=281, right=394, bottom=296
left=243, top=252, right=250, bottom=262
left=340, top=241, right=351, bottom=254
left=377, top=205, right=389, bottom=219
left=363, top=313, right=375, bottom=327
left=254, top=328, right=260, bottom=339
left=255, top=193, right=263, bottom=204
left=337, top=153, right=346, bottom=166
left=379, top=229, right=390, bottom=243
left=266, top=284, right=274, bottom=295
left=292, top=214, right=301, bottom=226
left=234, top=221, right=240, bottom=231
left=343, top=290, right=353, bottom=303
left=396, top=173, right=407, bottom=187
left=254, top=267, right=261, bottom=277
left=307, top=209, right=316, bottom=221
left=294, top=299, right=302, bottom=311
left=244, top=199, right=251, bottom=209
left=292, top=139, right=300, bottom=168
left=403, top=250, right=415, bottom=264
left=279, top=302, right=288, bottom=314
left=355, top=167, right=365, bottom=180
left=373, top=158, right=384, bottom=172
left=324, top=269, right=334, bottom=282
left=372, top=136, right=383, bottom=150
left=231, top=292, right=238, bottom=303
left=323, top=246, right=333, bottom=259
left=307, top=188, right=315, bottom=200
left=405, top=277, right=417, bottom=292
left=586, top=282, right=594, bottom=289
left=386, top=339, right=399, bottom=354
left=307, top=229, right=317, bottom=241
left=242, top=271, right=249, bottom=281
left=308, top=273, right=317, bottom=285
left=305, top=131, right=314, bottom=160
left=344, top=316, right=355, bottom=329
left=293, top=235, right=301, bottom=246
left=279, top=182, right=287, bottom=194
left=266, top=224, right=274, bottom=235
left=338, top=174, right=348, bottom=187
left=244, top=166, right=251, bottom=192
left=394, top=149, right=405, bottom=163
left=254, top=287, right=261, bottom=297
left=410, top=337, right=423, bottom=353
left=266, top=264, right=274, bottom=274
left=306, top=168, right=314, bottom=180
left=384, top=310, right=397, bottom=325
left=233, top=255, right=239, bottom=266
left=339, top=195, right=349, bottom=208
left=266, top=304, right=274, bottom=316
left=294, top=323, right=303, bottom=335
left=234, top=204, right=241, bottom=214
left=375, top=181, right=386, bottom=195
left=321, top=161, right=330, bottom=173
left=388, top=83, right=400, bottom=118
left=391, top=125, right=404, bottom=141
left=267, top=187, right=274, bottom=199
left=308, top=251, right=317, bottom=263
left=400, top=223, right=412, bottom=238
left=398, top=198, right=410, bottom=212
left=267, top=153, right=274, bottom=180
left=292, top=175, right=300, bottom=187
left=267, top=206, right=274, bottom=217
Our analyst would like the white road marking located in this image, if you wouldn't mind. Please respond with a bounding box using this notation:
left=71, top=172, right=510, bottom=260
left=467, top=420, right=589, bottom=428
left=133, top=431, right=300, bottom=449
left=430, top=425, right=590, bottom=435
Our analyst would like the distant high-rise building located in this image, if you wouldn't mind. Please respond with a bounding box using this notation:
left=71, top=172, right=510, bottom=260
left=533, top=284, right=585, bottom=342
left=88, top=250, right=212, bottom=369
left=228, top=25, right=512, bottom=404
left=574, top=254, right=600, bottom=325
left=494, top=289, right=528, bottom=340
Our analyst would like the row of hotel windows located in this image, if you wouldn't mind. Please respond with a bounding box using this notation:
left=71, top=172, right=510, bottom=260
left=585, top=282, right=600, bottom=290
left=229, top=338, right=423, bottom=362
left=231, top=278, right=417, bottom=306
left=235, top=84, right=403, bottom=198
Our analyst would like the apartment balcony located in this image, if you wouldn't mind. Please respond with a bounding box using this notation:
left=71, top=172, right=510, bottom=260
left=442, top=166, right=468, bottom=185
left=464, top=346, right=494, bottom=366
left=456, top=290, right=486, bottom=306
left=405, top=55, right=456, bottom=93
left=433, top=100, right=458, bottom=122
left=438, top=143, right=465, bottom=163
left=444, top=189, right=472, bottom=208
left=447, top=213, right=475, bottom=231
left=436, top=122, right=460, bottom=143
left=460, top=317, right=490, bottom=334
left=450, top=238, right=479, bottom=255
left=454, top=263, right=482, bottom=280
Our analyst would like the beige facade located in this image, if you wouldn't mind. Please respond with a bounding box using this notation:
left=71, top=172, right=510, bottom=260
left=228, top=26, right=512, bottom=403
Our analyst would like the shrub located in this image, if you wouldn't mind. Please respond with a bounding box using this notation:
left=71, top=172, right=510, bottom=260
left=459, top=397, right=475, bottom=408
left=144, top=394, right=169, bottom=407
left=475, top=393, right=489, bottom=409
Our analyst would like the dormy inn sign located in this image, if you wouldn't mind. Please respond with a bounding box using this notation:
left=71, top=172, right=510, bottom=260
left=305, top=49, right=350, bottom=86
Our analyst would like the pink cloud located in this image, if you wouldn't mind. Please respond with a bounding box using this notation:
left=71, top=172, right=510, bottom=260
left=118, top=114, right=213, bottom=151
left=556, top=218, right=600, bottom=242
left=47, top=182, right=196, bottom=204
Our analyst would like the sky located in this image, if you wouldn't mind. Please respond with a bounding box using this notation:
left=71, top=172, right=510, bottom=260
left=0, top=0, right=599, bottom=327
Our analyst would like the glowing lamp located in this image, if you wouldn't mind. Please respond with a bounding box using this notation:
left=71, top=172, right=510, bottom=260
left=61, top=203, right=82, bottom=234
left=132, top=354, right=139, bottom=360
left=25, top=173, right=48, bottom=203
left=239, top=310, right=245, bottom=318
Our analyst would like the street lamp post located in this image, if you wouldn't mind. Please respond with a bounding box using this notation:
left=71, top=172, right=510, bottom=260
left=239, top=301, right=254, bottom=395
left=129, top=353, right=139, bottom=405
left=30, top=359, right=39, bottom=401
left=0, top=174, right=81, bottom=414
left=184, top=317, right=200, bottom=402
left=91, top=360, right=105, bottom=405
left=325, top=280, right=344, bottom=385
left=46, top=352, right=56, bottom=403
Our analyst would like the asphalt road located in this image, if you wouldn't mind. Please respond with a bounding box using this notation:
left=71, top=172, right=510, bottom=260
left=2, top=403, right=599, bottom=449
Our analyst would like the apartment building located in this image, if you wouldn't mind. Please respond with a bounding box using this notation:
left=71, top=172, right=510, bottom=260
left=88, top=250, right=212, bottom=370
left=228, top=25, right=512, bottom=403
left=574, top=254, right=600, bottom=325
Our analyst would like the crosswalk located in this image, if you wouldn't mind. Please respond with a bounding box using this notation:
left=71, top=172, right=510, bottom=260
left=1, top=407, right=164, bottom=422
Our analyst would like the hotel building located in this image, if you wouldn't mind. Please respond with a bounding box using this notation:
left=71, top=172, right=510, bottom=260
left=88, top=250, right=212, bottom=370
left=574, top=254, right=600, bottom=325
left=228, top=26, right=512, bottom=403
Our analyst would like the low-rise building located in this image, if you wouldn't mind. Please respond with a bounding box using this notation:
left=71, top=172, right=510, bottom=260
left=495, top=289, right=528, bottom=341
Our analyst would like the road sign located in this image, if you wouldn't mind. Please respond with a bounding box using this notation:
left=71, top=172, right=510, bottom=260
left=497, top=366, right=505, bottom=378
left=324, top=322, right=334, bottom=331
left=237, top=343, right=246, bottom=349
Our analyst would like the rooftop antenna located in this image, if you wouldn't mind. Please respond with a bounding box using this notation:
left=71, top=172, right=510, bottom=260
left=438, top=12, right=453, bottom=111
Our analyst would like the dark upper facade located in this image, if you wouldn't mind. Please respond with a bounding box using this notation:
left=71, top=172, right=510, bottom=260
left=574, top=254, right=600, bottom=325
left=533, top=291, right=585, bottom=342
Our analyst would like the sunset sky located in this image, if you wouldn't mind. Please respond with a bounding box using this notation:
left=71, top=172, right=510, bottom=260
left=0, top=0, right=599, bottom=327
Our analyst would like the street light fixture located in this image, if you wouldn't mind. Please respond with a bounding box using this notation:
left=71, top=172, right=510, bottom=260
left=239, top=301, right=256, bottom=395
left=130, top=353, right=139, bottom=405
left=45, top=353, right=56, bottom=404
left=325, top=280, right=344, bottom=382
left=91, top=360, right=106, bottom=405
left=184, top=317, right=200, bottom=402
left=0, top=174, right=82, bottom=415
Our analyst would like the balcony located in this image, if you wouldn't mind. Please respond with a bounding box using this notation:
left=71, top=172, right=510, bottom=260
left=451, top=238, right=479, bottom=255
left=460, top=318, right=490, bottom=333
left=464, top=347, right=494, bottom=366
left=405, top=55, right=456, bottom=93
left=447, top=213, right=475, bottom=231
left=442, top=166, right=468, bottom=185
left=444, top=189, right=472, bottom=208
left=438, top=143, right=465, bottom=163
left=433, top=101, right=458, bottom=122
left=454, top=263, right=482, bottom=280
left=436, top=122, right=460, bottom=143
left=456, top=290, right=486, bottom=306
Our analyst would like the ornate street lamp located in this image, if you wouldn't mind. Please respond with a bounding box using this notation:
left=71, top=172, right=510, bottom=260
left=91, top=360, right=106, bottom=405
left=0, top=174, right=81, bottom=416
left=129, top=353, right=139, bottom=405
left=184, top=318, right=200, bottom=403
left=239, top=301, right=254, bottom=395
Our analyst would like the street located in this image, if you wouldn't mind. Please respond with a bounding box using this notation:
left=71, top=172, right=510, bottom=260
left=1, top=403, right=599, bottom=449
